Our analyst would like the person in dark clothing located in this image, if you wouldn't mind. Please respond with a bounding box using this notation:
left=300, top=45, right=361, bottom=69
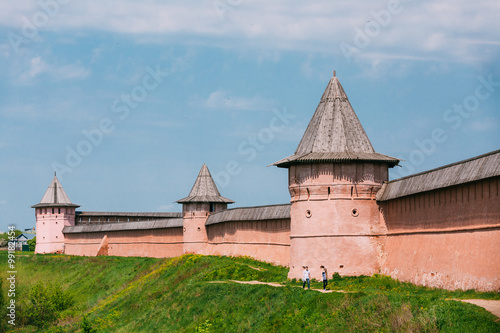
left=320, top=265, right=328, bottom=290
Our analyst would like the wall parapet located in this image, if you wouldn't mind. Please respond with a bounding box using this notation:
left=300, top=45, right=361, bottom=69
left=75, top=211, right=182, bottom=224
left=63, top=218, right=183, bottom=234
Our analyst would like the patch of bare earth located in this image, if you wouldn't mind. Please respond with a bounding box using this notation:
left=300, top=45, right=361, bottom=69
left=208, top=280, right=351, bottom=293
left=460, top=299, right=500, bottom=319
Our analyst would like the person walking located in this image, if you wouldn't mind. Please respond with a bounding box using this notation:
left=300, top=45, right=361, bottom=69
left=320, top=265, right=328, bottom=291
left=302, top=266, right=310, bottom=289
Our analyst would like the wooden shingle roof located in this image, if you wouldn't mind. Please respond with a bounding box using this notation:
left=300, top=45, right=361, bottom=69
left=205, top=204, right=290, bottom=226
left=176, top=164, right=234, bottom=203
left=273, top=71, right=399, bottom=168
left=63, top=218, right=184, bottom=234
left=31, top=174, right=80, bottom=208
left=75, top=211, right=182, bottom=218
left=377, top=149, right=500, bottom=201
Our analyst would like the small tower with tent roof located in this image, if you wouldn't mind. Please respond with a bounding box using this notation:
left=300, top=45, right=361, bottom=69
left=273, top=71, right=400, bottom=280
left=176, top=164, right=234, bottom=254
left=31, top=173, right=80, bottom=254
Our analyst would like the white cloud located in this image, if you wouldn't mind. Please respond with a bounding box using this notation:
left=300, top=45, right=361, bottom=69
left=157, top=204, right=174, bottom=211
left=470, top=117, right=499, bottom=132
left=56, top=62, right=91, bottom=80
left=201, top=89, right=275, bottom=111
left=1, top=0, right=499, bottom=65
left=17, top=57, right=90, bottom=85
left=0, top=43, right=11, bottom=58
left=19, top=56, right=48, bottom=81
left=139, top=119, right=185, bottom=129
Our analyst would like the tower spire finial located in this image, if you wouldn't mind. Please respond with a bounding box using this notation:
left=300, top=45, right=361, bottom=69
left=333, top=70, right=336, bottom=77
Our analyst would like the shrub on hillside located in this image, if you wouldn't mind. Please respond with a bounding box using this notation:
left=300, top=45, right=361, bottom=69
left=25, top=283, right=74, bottom=328
left=81, top=314, right=97, bottom=333
left=0, top=280, right=6, bottom=333
left=331, top=272, right=342, bottom=282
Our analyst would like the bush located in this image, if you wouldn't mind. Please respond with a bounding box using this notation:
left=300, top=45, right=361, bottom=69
left=0, top=280, right=6, bottom=333
left=25, top=283, right=74, bottom=328
left=27, top=237, right=36, bottom=251
left=27, top=284, right=57, bottom=328
left=81, top=314, right=97, bottom=333
left=331, top=272, right=342, bottom=282
left=51, top=283, right=74, bottom=311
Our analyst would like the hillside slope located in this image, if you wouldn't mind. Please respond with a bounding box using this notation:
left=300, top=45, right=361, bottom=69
left=1, top=253, right=499, bottom=332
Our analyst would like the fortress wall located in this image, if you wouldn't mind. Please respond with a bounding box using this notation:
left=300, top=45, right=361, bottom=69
left=287, top=162, right=388, bottom=281
left=64, top=232, right=104, bottom=256
left=379, top=177, right=500, bottom=291
left=35, top=207, right=76, bottom=254
left=64, top=227, right=184, bottom=258
left=289, top=199, right=386, bottom=281
left=206, top=219, right=291, bottom=266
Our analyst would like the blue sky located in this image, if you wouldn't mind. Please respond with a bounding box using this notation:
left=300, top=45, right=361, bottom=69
left=1, top=0, right=499, bottom=232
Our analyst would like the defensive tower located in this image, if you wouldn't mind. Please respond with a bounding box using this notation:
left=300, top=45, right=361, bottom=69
left=177, top=164, right=234, bottom=254
left=31, top=174, right=79, bottom=254
left=273, top=71, right=400, bottom=280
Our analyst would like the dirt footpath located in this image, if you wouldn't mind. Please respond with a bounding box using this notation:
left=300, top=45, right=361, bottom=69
left=460, top=299, right=500, bottom=319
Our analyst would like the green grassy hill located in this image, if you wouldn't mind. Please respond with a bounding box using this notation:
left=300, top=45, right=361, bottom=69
left=1, top=252, right=499, bottom=332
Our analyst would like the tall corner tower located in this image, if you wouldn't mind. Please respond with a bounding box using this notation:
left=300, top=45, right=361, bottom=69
left=176, top=164, right=234, bottom=255
left=272, top=71, right=400, bottom=280
left=31, top=174, right=80, bottom=254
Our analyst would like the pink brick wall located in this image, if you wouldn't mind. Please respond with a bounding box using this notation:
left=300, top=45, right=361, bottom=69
left=287, top=162, right=388, bottom=281
left=379, top=177, right=500, bottom=291
left=35, top=207, right=75, bottom=254
left=64, top=228, right=183, bottom=258
left=206, top=219, right=290, bottom=266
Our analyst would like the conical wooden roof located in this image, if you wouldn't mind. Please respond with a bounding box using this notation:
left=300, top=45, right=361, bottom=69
left=31, top=174, right=80, bottom=208
left=176, top=164, right=234, bottom=203
left=273, top=71, right=400, bottom=167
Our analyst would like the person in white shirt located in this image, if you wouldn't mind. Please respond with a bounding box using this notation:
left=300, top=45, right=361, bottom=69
left=302, top=266, right=310, bottom=289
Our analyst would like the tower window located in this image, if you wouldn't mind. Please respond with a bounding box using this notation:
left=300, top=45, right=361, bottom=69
left=209, top=203, right=215, bottom=212
left=52, top=208, right=54, bottom=214
left=58, top=208, right=61, bottom=214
